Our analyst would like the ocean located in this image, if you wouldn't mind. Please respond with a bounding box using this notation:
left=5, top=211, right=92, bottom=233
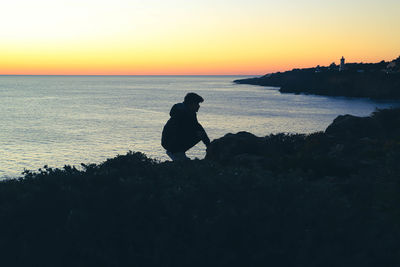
left=1, top=75, right=399, bottom=179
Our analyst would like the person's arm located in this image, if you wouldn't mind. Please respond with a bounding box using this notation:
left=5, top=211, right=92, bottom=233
left=189, top=111, right=210, bottom=147
left=197, top=123, right=210, bottom=147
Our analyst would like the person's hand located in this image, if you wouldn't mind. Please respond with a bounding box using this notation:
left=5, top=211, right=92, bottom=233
left=197, top=130, right=210, bottom=147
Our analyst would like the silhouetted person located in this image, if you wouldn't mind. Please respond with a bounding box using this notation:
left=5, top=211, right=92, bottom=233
left=162, top=92, right=210, bottom=161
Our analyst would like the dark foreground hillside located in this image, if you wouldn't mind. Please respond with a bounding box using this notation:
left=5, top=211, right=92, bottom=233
left=1, top=108, right=400, bottom=267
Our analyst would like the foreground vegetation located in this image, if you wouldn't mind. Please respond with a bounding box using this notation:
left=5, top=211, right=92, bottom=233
left=1, top=109, right=400, bottom=267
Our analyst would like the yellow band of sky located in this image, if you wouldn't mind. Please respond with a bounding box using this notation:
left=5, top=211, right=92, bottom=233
left=1, top=0, right=399, bottom=75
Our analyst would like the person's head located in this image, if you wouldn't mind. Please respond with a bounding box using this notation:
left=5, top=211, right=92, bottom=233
left=184, top=92, right=204, bottom=113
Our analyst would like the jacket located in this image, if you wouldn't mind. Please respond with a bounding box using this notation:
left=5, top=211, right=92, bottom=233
left=161, top=103, right=210, bottom=153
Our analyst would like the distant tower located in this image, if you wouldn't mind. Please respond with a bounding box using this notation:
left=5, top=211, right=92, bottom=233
left=339, top=56, right=345, bottom=71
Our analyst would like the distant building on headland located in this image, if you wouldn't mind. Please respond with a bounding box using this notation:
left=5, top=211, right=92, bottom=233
left=313, top=56, right=399, bottom=74
left=387, top=61, right=396, bottom=69
left=339, top=56, right=345, bottom=71
left=329, top=62, right=337, bottom=71
left=385, top=57, right=400, bottom=73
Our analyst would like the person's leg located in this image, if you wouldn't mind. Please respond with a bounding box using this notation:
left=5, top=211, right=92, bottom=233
left=166, top=151, right=190, bottom=161
left=181, top=135, right=202, bottom=153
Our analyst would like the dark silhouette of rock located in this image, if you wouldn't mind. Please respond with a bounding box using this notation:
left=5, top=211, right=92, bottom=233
left=206, top=108, right=400, bottom=177
left=325, top=114, right=382, bottom=139
left=205, top=132, right=266, bottom=163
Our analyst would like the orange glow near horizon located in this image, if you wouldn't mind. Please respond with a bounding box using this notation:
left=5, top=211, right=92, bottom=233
left=1, top=1, right=399, bottom=75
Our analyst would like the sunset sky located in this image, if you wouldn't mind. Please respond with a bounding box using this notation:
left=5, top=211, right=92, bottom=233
left=1, top=0, right=399, bottom=75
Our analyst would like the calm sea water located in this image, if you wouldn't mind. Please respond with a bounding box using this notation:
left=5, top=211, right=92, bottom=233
left=1, top=75, right=399, bottom=178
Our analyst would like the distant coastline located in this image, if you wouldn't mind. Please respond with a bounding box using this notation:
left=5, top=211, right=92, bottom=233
left=234, top=57, right=400, bottom=99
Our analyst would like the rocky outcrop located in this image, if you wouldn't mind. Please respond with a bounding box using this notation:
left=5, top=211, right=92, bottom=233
left=205, top=132, right=266, bottom=163
left=206, top=108, right=400, bottom=177
left=205, top=132, right=310, bottom=167
left=325, top=114, right=382, bottom=139
left=326, top=108, right=400, bottom=139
